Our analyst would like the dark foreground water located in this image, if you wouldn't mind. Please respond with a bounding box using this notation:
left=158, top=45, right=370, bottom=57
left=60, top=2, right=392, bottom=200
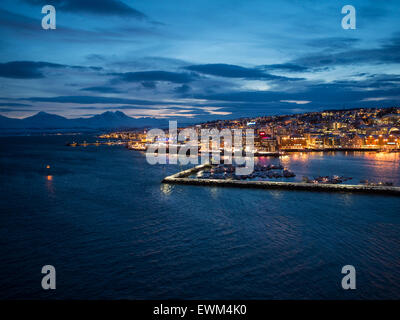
left=0, top=135, right=399, bottom=299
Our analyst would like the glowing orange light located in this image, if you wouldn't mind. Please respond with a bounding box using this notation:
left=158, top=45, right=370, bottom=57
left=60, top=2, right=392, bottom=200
left=46, top=165, right=51, bottom=169
left=46, top=175, right=53, bottom=181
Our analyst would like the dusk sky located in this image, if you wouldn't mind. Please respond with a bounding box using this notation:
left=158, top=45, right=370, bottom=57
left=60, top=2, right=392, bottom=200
left=0, top=0, right=400, bottom=120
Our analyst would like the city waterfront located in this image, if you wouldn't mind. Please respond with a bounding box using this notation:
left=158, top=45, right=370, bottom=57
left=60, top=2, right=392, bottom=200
left=103, top=107, right=400, bottom=155
left=0, top=135, right=399, bottom=299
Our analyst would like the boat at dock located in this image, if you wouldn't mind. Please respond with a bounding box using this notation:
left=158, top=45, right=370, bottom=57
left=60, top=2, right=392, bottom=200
left=302, top=175, right=352, bottom=184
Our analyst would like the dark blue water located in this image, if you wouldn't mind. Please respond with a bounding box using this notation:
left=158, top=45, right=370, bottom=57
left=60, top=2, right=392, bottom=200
left=0, top=135, right=399, bottom=299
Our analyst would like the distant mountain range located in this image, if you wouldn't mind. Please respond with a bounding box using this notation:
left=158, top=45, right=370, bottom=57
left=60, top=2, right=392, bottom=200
left=0, top=111, right=171, bottom=131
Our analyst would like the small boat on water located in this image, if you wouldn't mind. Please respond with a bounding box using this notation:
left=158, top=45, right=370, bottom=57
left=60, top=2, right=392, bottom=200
left=360, top=179, right=393, bottom=186
left=283, top=169, right=296, bottom=178
left=302, top=175, right=353, bottom=184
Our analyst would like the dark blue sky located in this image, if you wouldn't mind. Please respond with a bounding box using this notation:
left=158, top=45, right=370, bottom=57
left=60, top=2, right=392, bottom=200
left=0, top=0, right=399, bottom=120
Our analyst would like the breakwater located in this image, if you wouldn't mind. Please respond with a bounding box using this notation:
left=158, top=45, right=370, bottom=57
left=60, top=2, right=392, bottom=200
left=162, top=164, right=400, bottom=195
left=163, top=163, right=213, bottom=179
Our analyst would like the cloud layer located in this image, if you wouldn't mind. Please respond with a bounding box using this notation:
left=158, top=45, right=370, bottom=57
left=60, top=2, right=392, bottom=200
left=1, top=0, right=400, bottom=120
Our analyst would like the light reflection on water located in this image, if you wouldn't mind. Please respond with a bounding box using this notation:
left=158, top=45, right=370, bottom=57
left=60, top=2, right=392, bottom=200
left=45, top=175, right=55, bottom=194
left=256, top=151, right=400, bottom=185
left=160, top=183, right=173, bottom=196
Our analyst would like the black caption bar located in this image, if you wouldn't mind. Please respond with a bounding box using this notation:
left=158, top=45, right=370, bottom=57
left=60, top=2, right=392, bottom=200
left=1, top=300, right=397, bottom=319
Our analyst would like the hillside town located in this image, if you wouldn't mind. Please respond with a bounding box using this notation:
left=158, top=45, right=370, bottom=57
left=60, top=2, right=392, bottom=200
left=99, top=107, right=400, bottom=153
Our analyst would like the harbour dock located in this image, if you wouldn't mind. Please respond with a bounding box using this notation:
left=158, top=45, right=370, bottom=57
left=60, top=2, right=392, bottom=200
left=66, top=140, right=125, bottom=147
left=162, top=164, right=400, bottom=195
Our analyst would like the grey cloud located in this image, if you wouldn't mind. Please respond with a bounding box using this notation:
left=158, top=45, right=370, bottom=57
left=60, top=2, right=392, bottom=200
left=293, top=33, right=400, bottom=68
left=23, top=0, right=147, bottom=18
left=0, top=61, right=102, bottom=79
left=184, top=64, right=304, bottom=81
left=113, top=71, right=199, bottom=84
